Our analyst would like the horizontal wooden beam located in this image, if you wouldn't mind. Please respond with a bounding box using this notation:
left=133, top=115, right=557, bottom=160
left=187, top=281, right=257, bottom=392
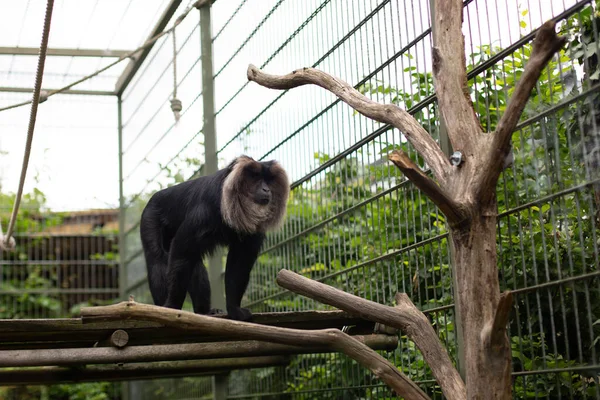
left=0, top=310, right=385, bottom=348
left=0, top=334, right=397, bottom=367
left=0, top=47, right=132, bottom=58
left=0, top=356, right=289, bottom=385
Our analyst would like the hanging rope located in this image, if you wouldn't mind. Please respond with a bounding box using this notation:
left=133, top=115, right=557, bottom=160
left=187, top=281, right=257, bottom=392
left=170, top=26, right=182, bottom=122
left=1, top=0, right=55, bottom=251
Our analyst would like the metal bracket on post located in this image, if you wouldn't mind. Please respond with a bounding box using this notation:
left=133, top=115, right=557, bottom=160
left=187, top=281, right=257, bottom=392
left=429, top=0, right=465, bottom=382
left=199, top=3, right=229, bottom=400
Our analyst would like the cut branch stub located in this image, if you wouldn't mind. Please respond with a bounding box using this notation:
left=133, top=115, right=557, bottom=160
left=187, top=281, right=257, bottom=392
left=80, top=301, right=429, bottom=400
left=276, top=269, right=466, bottom=400
left=388, top=150, right=467, bottom=227
left=482, top=290, right=513, bottom=352
left=247, top=64, right=450, bottom=183
left=477, top=20, right=566, bottom=203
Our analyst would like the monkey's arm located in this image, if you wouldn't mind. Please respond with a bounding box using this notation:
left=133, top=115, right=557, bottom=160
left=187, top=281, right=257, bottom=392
left=224, top=233, right=265, bottom=321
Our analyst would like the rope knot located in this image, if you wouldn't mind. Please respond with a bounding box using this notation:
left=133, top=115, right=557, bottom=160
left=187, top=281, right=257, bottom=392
left=0, top=235, right=16, bottom=251
left=39, top=90, right=49, bottom=104
left=170, top=98, right=182, bottom=122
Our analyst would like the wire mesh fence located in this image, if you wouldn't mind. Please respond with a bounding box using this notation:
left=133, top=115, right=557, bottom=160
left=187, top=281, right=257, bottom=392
left=0, top=210, right=121, bottom=398
left=0, top=207, right=120, bottom=318
left=120, top=0, right=600, bottom=398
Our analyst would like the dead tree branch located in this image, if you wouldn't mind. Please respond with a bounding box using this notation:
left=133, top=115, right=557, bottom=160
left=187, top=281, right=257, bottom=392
left=247, top=64, right=449, bottom=183
left=0, top=335, right=397, bottom=367
left=477, top=20, right=566, bottom=203
left=80, top=301, right=430, bottom=399
left=388, top=150, right=467, bottom=227
left=276, top=269, right=466, bottom=400
left=431, top=0, right=483, bottom=150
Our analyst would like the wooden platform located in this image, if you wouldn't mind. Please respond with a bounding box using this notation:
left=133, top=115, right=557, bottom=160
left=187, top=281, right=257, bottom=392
left=0, top=310, right=399, bottom=384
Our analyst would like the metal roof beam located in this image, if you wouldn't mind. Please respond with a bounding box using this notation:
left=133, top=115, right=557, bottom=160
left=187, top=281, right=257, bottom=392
left=0, top=87, right=115, bottom=96
left=0, top=47, right=131, bottom=58
left=114, top=0, right=182, bottom=96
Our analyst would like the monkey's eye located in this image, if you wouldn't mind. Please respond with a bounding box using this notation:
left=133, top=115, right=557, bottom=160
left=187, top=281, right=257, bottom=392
left=246, top=170, right=260, bottom=179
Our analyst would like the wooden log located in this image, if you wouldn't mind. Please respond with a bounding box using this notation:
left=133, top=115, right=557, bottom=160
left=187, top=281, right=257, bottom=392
left=109, top=329, right=129, bottom=348
left=0, top=356, right=289, bottom=385
left=0, top=310, right=375, bottom=346
left=80, top=301, right=430, bottom=399
left=0, top=334, right=397, bottom=367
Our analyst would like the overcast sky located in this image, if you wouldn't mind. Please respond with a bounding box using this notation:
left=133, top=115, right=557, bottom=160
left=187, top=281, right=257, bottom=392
left=0, top=0, right=579, bottom=212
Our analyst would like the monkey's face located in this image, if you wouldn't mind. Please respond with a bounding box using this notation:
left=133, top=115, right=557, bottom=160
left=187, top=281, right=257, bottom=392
left=242, top=160, right=275, bottom=206
left=251, top=178, right=272, bottom=205
left=222, top=155, right=290, bottom=233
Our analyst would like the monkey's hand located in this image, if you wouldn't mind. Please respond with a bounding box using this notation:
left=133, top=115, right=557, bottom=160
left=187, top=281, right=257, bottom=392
left=227, top=307, right=253, bottom=322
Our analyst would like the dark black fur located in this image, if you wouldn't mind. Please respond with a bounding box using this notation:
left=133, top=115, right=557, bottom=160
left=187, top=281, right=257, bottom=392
left=140, top=156, right=288, bottom=321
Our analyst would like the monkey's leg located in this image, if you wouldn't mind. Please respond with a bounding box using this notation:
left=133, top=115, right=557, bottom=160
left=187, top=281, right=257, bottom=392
left=140, top=207, right=169, bottom=307
left=188, top=262, right=212, bottom=315
left=163, top=224, right=215, bottom=310
left=145, top=248, right=169, bottom=307
left=224, top=234, right=264, bottom=321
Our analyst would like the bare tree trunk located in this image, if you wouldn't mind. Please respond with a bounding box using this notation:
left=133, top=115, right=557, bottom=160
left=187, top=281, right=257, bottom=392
left=451, top=205, right=511, bottom=399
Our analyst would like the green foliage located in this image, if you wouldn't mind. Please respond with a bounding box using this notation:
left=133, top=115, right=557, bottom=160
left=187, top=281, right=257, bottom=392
left=0, top=382, right=121, bottom=400
left=48, top=382, right=120, bottom=400
left=0, top=190, right=62, bottom=319
left=511, top=334, right=598, bottom=398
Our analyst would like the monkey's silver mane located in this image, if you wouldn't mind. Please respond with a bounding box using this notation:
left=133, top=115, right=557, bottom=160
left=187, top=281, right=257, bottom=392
left=221, top=156, right=290, bottom=234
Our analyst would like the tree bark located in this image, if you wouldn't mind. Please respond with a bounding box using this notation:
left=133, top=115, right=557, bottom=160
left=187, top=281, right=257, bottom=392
left=431, top=0, right=482, bottom=151
left=388, top=150, right=467, bottom=227
left=451, top=209, right=512, bottom=399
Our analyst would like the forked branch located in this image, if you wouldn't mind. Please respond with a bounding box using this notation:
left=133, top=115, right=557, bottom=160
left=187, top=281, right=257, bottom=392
left=81, top=301, right=429, bottom=399
left=276, top=269, right=466, bottom=400
left=477, top=20, right=566, bottom=202
left=247, top=64, right=449, bottom=183
left=388, top=150, right=467, bottom=227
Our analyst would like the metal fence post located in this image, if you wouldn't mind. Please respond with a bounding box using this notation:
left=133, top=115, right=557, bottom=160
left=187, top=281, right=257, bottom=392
left=117, top=95, right=127, bottom=302
left=429, top=0, right=465, bottom=381
left=117, top=95, right=130, bottom=400
left=199, top=3, right=228, bottom=399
